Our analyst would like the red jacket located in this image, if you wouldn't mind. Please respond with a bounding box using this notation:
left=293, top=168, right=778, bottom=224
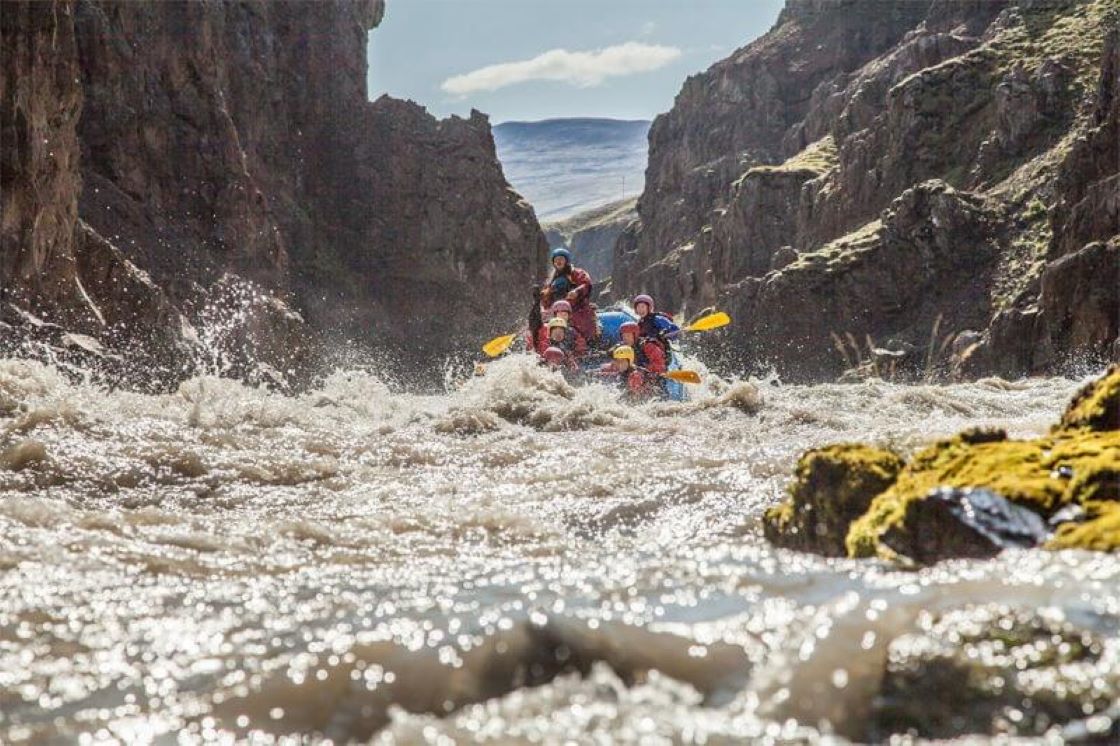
left=595, top=364, right=659, bottom=399
left=537, top=327, right=588, bottom=358
left=541, top=267, right=598, bottom=342
left=635, top=339, right=666, bottom=373
left=541, top=267, right=593, bottom=307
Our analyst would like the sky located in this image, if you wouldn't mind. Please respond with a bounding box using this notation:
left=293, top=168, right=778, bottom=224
left=368, top=0, right=785, bottom=123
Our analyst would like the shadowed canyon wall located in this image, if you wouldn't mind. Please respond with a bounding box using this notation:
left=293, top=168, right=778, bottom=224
left=2, top=0, right=547, bottom=387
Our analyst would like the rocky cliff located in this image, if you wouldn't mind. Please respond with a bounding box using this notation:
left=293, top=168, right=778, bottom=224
left=1, top=0, right=546, bottom=387
left=616, top=0, right=1119, bottom=381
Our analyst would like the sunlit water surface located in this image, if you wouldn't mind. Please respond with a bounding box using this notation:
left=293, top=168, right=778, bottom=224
left=1, top=355, right=1116, bottom=743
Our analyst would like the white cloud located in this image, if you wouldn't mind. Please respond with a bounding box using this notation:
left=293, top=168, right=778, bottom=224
left=440, top=42, right=682, bottom=97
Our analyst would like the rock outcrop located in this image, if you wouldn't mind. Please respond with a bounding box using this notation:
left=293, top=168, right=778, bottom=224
left=1, top=0, right=546, bottom=387
left=764, top=366, right=1120, bottom=561
left=617, top=0, right=1119, bottom=381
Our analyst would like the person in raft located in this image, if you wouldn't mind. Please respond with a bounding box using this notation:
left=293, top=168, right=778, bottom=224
left=535, top=300, right=587, bottom=356
left=540, top=248, right=598, bottom=344
left=596, top=345, right=662, bottom=400
left=632, top=294, right=680, bottom=355
left=619, top=320, right=668, bottom=397
left=542, top=316, right=588, bottom=360
left=541, top=345, right=579, bottom=379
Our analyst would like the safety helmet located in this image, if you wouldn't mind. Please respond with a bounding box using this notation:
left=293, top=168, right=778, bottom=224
left=547, top=317, right=568, bottom=330
left=550, top=300, right=572, bottom=314
left=612, top=345, right=635, bottom=362
left=632, top=294, right=654, bottom=312
left=550, top=248, right=572, bottom=263
left=543, top=346, right=565, bottom=363
left=619, top=321, right=639, bottom=338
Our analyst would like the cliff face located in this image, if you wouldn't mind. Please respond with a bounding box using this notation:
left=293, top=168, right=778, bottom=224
left=1, top=0, right=546, bottom=386
left=616, top=0, right=1118, bottom=380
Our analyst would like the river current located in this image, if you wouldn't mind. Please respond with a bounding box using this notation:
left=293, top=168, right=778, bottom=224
left=1, top=354, right=1117, bottom=743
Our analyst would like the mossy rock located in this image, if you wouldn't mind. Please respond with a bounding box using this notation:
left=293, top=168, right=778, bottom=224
left=1056, top=364, right=1120, bottom=433
left=763, top=444, right=903, bottom=556
left=1048, top=501, right=1120, bottom=552
left=766, top=369, right=1120, bottom=561
left=847, top=428, right=1120, bottom=559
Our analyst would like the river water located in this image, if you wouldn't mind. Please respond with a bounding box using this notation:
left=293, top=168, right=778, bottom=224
left=1, top=355, right=1117, bottom=743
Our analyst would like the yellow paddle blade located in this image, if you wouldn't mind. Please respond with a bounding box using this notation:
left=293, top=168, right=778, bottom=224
left=482, top=333, right=517, bottom=358
left=663, top=370, right=701, bottom=384
left=684, top=311, right=731, bottom=333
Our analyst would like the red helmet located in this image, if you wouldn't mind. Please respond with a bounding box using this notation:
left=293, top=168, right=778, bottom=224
left=543, top=346, right=565, bottom=363
left=550, top=300, right=572, bottom=314
left=620, top=321, right=639, bottom=338
left=632, top=294, right=654, bottom=313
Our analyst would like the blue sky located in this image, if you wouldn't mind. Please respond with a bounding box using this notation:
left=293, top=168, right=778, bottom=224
left=368, top=0, right=785, bottom=123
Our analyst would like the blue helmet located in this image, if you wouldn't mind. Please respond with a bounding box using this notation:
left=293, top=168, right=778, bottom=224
left=550, top=248, right=572, bottom=263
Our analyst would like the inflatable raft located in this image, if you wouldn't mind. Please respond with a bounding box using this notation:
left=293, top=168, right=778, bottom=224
left=594, top=307, right=687, bottom=402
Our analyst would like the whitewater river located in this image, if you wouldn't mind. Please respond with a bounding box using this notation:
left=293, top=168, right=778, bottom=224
left=1, top=355, right=1117, bottom=743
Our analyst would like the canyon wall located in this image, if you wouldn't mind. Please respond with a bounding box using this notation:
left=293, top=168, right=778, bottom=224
left=2, top=0, right=546, bottom=387
left=616, top=0, right=1118, bottom=380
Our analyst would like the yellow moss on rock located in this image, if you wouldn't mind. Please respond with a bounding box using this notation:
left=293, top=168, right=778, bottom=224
left=1056, top=365, right=1120, bottom=433
left=847, top=428, right=1120, bottom=558
left=763, top=443, right=903, bottom=557
left=1048, top=502, right=1120, bottom=552
left=765, top=368, right=1120, bottom=560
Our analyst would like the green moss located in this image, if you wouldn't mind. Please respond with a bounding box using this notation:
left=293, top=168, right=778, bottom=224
left=846, top=427, right=1120, bottom=558
left=1048, top=501, right=1120, bottom=552
left=763, top=443, right=902, bottom=556
left=1055, top=365, right=1120, bottom=433
left=989, top=0, right=1114, bottom=89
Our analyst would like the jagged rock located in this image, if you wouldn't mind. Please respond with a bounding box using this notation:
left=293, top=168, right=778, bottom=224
left=1, top=0, right=546, bottom=387
left=763, top=444, right=903, bottom=556
left=869, top=605, right=1116, bottom=740
left=769, top=245, right=799, bottom=271
left=614, top=0, right=939, bottom=310
left=730, top=180, right=1002, bottom=380
left=880, top=486, right=1051, bottom=563
left=0, top=1, right=86, bottom=324
left=615, top=0, right=1118, bottom=381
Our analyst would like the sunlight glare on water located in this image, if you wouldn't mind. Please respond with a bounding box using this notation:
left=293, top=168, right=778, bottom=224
left=1, top=355, right=1117, bottom=742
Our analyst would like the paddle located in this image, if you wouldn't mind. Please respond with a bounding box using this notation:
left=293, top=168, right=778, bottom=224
left=682, top=311, right=730, bottom=333
left=482, top=333, right=518, bottom=358
left=662, top=369, right=701, bottom=384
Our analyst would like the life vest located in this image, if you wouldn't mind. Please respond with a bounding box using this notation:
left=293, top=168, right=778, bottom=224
left=548, top=328, right=587, bottom=357
left=638, top=312, right=675, bottom=355
left=547, top=268, right=593, bottom=308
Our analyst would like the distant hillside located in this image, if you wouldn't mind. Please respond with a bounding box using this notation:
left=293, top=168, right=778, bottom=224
left=493, top=118, right=649, bottom=221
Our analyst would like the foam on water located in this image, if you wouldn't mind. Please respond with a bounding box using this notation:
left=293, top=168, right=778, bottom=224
left=0, top=355, right=1116, bottom=742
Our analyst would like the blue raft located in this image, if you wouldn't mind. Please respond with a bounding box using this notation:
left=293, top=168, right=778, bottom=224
left=593, top=308, right=687, bottom=401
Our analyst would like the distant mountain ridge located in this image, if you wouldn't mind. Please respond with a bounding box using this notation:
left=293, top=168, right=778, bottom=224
left=493, top=117, right=650, bottom=221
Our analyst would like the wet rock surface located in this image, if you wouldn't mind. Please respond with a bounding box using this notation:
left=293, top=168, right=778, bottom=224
left=1, top=0, right=546, bottom=387
left=616, top=0, right=1119, bottom=380
left=880, top=486, right=1051, bottom=562
left=762, top=443, right=903, bottom=556
left=765, top=366, right=1120, bottom=560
